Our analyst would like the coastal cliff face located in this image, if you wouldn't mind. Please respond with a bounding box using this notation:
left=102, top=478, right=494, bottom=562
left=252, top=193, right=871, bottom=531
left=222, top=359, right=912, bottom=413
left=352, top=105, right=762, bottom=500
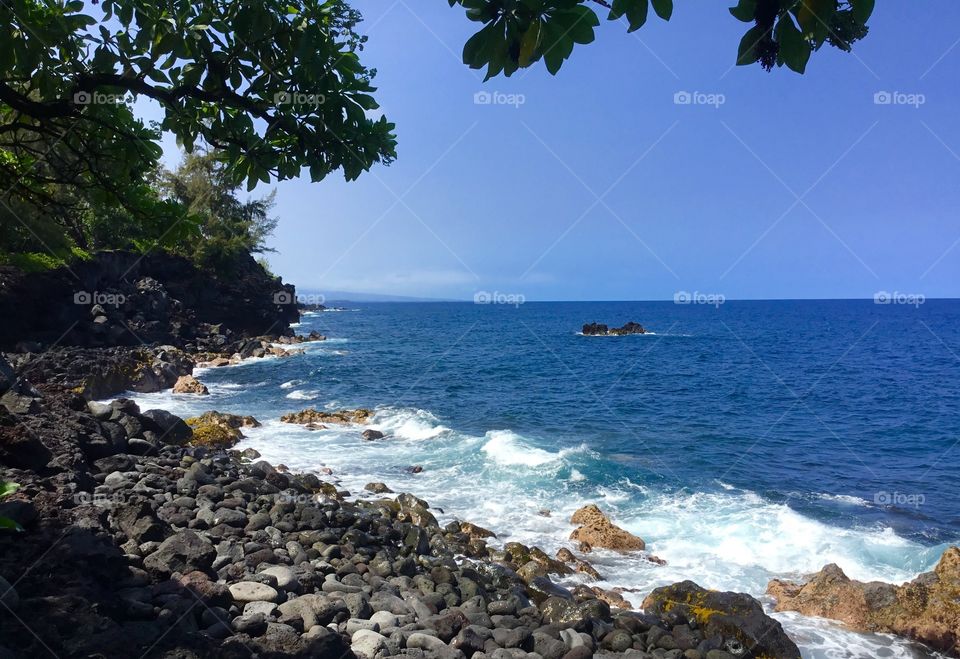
left=0, top=250, right=298, bottom=351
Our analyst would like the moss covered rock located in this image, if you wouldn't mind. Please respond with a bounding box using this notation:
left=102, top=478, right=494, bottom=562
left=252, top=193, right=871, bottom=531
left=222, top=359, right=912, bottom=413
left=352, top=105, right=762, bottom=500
left=642, top=581, right=800, bottom=659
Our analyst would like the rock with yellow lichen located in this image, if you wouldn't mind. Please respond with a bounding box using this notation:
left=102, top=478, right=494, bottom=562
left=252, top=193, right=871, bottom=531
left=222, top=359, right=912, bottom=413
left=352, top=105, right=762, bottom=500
left=184, top=410, right=260, bottom=449
left=642, top=580, right=801, bottom=658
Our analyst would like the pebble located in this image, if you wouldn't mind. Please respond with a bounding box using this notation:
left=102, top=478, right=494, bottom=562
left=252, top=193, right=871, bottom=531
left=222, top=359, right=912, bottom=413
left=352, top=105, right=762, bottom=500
left=228, top=581, right=280, bottom=603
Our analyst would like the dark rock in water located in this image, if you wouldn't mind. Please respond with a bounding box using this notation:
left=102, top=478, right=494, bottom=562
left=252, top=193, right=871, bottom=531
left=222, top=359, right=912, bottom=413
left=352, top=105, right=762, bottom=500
left=361, top=429, right=385, bottom=441
left=582, top=321, right=646, bottom=336
left=643, top=580, right=801, bottom=658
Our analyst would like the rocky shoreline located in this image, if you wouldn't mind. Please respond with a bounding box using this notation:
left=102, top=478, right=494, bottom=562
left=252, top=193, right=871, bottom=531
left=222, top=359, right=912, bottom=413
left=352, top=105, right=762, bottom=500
left=1, top=258, right=957, bottom=658
left=0, top=351, right=803, bottom=659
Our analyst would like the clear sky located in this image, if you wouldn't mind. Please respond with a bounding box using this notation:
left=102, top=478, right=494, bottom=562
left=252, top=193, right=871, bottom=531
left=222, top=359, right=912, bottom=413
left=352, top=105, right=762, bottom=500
left=202, top=3, right=960, bottom=300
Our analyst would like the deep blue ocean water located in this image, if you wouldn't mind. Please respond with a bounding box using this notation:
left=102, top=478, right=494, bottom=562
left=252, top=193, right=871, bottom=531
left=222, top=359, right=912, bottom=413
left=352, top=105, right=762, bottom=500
left=130, top=300, right=960, bottom=658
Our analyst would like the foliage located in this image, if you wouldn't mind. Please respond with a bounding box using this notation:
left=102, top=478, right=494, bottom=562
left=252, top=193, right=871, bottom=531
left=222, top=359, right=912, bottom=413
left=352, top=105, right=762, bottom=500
left=0, top=246, right=89, bottom=272
left=160, top=151, right=279, bottom=270
left=0, top=0, right=396, bottom=234
left=0, top=481, right=22, bottom=532
left=447, top=0, right=875, bottom=78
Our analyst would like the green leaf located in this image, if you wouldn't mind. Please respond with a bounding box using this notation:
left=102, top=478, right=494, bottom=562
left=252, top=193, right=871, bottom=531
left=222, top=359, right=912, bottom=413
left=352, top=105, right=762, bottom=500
left=776, top=14, right=811, bottom=73
left=796, top=0, right=836, bottom=47
left=850, top=0, right=875, bottom=24
left=540, top=20, right=568, bottom=74
left=736, top=25, right=765, bottom=65
left=519, top=19, right=541, bottom=67
left=650, top=0, right=673, bottom=21
left=729, top=0, right=756, bottom=22
left=610, top=0, right=650, bottom=31
left=0, top=482, right=18, bottom=498
left=0, top=517, right=23, bottom=532
left=553, top=7, right=599, bottom=45
left=463, top=22, right=498, bottom=68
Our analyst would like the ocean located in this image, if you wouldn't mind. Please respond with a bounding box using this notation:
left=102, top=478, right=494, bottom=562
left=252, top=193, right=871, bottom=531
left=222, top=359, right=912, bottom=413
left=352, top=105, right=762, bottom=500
left=128, top=300, right=960, bottom=658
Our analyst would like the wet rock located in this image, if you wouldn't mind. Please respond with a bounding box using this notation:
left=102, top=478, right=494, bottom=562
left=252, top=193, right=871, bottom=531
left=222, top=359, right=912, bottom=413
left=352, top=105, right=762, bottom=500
left=184, top=410, right=258, bottom=449
left=643, top=581, right=800, bottom=659
left=361, top=429, right=385, bottom=441
left=172, top=374, right=208, bottom=394
left=569, top=504, right=645, bottom=552
left=581, top=321, right=646, bottom=336
left=281, top=407, right=373, bottom=425
left=767, top=547, right=960, bottom=656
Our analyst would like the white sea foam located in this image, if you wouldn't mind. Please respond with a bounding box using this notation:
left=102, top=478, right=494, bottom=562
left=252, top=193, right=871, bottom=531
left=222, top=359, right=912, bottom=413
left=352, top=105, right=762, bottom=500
left=481, top=430, right=565, bottom=467
left=230, top=412, right=949, bottom=658
left=119, top=326, right=950, bottom=659
left=286, top=389, right=319, bottom=401
left=372, top=408, right=449, bottom=441
left=817, top=492, right=872, bottom=507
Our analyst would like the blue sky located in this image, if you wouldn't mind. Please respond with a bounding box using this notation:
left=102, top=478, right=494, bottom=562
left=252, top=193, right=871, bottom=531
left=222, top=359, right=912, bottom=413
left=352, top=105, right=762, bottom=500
left=181, top=3, right=960, bottom=300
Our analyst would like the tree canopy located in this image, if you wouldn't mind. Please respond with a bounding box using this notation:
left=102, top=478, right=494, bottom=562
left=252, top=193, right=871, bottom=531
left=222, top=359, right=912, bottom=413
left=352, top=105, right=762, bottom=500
left=448, top=0, right=874, bottom=78
left=0, top=0, right=396, bottom=215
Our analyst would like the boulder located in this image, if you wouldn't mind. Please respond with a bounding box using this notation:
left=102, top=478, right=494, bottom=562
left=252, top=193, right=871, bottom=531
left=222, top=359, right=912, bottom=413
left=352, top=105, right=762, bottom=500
left=642, top=581, right=800, bottom=658
left=281, top=408, right=373, bottom=425
left=143, top=530, right=216, bottom=577
left=361, top=429, right=385, bottom=441
left=767, top=546, right=960, bottom=656
left=139, top=408, right=193, bottom=445
left=184, top=410, right=259, bottom=449
left=172, top=375, right=209, bottom=395
left=568, top=504, right=645, bottom=551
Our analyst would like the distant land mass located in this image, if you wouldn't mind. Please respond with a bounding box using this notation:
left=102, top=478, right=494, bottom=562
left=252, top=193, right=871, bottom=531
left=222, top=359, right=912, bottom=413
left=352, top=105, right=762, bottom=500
left=298, top=289, right=461, bottom=304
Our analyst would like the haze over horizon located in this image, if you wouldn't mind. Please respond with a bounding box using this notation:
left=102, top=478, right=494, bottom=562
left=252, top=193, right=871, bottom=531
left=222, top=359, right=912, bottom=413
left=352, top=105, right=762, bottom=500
left=191, top=3, right=960, bottom=302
